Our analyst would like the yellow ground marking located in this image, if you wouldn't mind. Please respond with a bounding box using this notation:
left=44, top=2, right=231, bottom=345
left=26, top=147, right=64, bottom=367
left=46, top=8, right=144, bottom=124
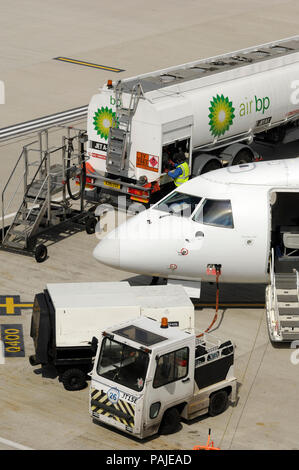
left=55, top=57, right=123, bottom=72
left=0, top=297, right=33, bottom=314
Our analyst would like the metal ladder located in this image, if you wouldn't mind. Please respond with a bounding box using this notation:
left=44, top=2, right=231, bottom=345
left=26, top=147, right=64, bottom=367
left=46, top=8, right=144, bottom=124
left=106, top=82, right=142, bottom=175
left=1, top=127, right=87, bottom=259
left=2, top=153, right=61, bottom=250
left=266, top=250, right=299, bottom=342
left=273, top=271, right=299, bottom=341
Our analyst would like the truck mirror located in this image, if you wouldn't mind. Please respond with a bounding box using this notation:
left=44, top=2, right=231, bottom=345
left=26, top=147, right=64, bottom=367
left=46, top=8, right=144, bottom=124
left=90, top=336, right=98, bottom=355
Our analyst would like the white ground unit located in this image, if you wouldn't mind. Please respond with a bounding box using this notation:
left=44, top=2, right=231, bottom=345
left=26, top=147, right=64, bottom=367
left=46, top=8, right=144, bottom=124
left=86, top=36, right=299, bottom=206
left=29, top=282, right=194, bottom=390
left=90, top=316, right=236, bottom=439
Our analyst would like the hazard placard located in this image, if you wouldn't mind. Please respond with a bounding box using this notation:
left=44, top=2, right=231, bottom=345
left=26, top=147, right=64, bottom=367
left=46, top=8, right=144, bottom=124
left=136, top=152, right=159, bottom=172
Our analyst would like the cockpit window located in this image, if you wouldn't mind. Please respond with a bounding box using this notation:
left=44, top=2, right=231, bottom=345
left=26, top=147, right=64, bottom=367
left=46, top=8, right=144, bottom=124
left=154, top=191, right=202, bottom=218
left=193, top=199, right=234, bottom=228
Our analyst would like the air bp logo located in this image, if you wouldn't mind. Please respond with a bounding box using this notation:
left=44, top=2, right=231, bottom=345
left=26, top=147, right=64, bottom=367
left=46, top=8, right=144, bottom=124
left=208, top=94, right=235, bottom=137
left=93, top=106, right=117, bottom=140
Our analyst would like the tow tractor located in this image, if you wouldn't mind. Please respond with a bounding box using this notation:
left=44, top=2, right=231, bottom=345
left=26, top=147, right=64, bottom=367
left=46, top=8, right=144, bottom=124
left=90, top=316, right=237, bottom=439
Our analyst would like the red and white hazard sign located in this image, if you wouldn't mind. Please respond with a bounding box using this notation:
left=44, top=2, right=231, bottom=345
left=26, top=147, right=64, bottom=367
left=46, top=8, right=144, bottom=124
left=149, top=155, right=159, bottom=169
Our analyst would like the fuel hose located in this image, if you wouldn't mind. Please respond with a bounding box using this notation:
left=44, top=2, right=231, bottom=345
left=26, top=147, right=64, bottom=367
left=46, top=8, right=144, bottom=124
left=66, top=137, right=86, bottom=200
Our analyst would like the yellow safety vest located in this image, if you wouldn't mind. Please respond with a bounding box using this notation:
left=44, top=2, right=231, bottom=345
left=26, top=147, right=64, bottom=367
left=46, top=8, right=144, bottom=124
left=174, top=162, right=190, bottom=186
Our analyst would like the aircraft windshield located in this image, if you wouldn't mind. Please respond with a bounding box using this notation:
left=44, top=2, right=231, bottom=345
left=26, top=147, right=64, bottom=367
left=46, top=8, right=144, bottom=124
left=97, top=337, right=149, bottom=392
left=193, top=199, right=234, bottom=228
left=154, top=191, right=202, bottom=217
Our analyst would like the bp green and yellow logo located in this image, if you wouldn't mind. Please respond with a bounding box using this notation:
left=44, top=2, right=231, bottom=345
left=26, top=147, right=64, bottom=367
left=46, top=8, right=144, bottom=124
left=208, top=94, right=235, bottom=137
left=93, top=107, right=117, bottom=140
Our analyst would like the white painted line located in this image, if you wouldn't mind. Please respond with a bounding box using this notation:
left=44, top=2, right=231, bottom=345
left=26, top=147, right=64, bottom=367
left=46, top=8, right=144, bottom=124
left=0, top=106, right=88, bottom=133
left=0, top=436, right=34, bottom=450
left=0, top=106, right=88, bottom=141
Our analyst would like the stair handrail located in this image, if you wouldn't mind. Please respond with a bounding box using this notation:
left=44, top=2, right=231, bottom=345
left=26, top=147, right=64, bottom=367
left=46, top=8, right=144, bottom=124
left=25, top=174, right=50, bottom=221
left=1, top=140, right=39, bottom=238
left=2, top=150, right=50, bottom=245
left=122, top=83, right=142, bottom=172
left=1, top=149, right=25, bottom=241
left=2, top=164, right=26, bottom=241
left=269, top=247, right=281, bottom=336
left=296, top=269, right=299, bottom=299
left=23, top=151, right=49, bottom=198
left=270, top=248, right=276, bottom=305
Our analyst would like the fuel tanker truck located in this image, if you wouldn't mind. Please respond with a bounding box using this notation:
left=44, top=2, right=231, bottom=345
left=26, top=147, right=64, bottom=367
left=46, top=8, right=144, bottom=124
left=86, top=35, right=299, bottom=207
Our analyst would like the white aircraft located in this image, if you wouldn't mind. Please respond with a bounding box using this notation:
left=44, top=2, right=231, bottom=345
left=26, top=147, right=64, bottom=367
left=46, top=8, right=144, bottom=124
left=93, top=158, right=299, bottom=297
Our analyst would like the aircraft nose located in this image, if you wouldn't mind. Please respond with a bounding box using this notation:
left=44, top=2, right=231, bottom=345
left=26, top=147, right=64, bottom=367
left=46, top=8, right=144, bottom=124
left=93, top=237, right=120, bottom=268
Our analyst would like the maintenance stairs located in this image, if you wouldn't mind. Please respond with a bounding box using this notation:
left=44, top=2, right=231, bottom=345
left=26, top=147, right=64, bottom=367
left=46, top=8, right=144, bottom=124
left=266, top=268, right=299, bottom=342
left=106, top=82, right=142, bottom=175
left=2, top=160, right=64, bottom=252
left=1, top=127, right=90, bottom=262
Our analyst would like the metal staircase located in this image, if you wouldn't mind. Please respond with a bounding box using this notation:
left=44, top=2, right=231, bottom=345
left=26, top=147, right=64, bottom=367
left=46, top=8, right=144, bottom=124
left=1, top=127, right=91, bottom=262
left=106, top=82, right=142, bottom=175
left=2, top=155, right=63, bottom=251
left=266, top=251, right=299, bottom=342
left=273, top=272, right=299, bottom=341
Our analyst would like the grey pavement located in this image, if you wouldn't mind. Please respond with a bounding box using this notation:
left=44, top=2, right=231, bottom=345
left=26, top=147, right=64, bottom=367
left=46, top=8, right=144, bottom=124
left=0, top=0, right=299, bottom=451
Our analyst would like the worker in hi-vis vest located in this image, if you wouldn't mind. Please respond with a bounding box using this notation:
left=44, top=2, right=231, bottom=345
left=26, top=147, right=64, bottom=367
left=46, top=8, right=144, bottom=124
left=167, top=151, right=190, bottom=186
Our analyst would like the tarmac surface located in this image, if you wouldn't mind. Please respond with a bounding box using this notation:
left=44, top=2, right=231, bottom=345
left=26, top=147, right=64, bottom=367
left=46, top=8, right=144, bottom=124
left=0, top=238, right=297, bottom=451
left=0, top=0, right=299, bottom=451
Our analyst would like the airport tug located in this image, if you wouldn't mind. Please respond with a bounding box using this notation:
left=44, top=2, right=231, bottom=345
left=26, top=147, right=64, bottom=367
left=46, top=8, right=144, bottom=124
left=89, top=316, right=236, bottom=438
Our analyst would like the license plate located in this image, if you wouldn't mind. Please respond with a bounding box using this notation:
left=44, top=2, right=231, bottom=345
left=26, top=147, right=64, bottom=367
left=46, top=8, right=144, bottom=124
left=104, top=181, right=121, bottom=190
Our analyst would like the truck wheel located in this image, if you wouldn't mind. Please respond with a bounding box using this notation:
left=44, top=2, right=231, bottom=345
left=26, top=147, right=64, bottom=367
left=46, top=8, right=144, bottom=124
left=159, top=407, right=181, bottom=435
left=61, top=368, right=87, bottom=391
left=85, top=217, right=97, bottom=234
left=232, top=149, right=253, bottom=165
left=35, top=244, right=48, bottom=263
left=200, top=159, right=222, bottom=174
left=209, top=390, right=228, bottom=416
